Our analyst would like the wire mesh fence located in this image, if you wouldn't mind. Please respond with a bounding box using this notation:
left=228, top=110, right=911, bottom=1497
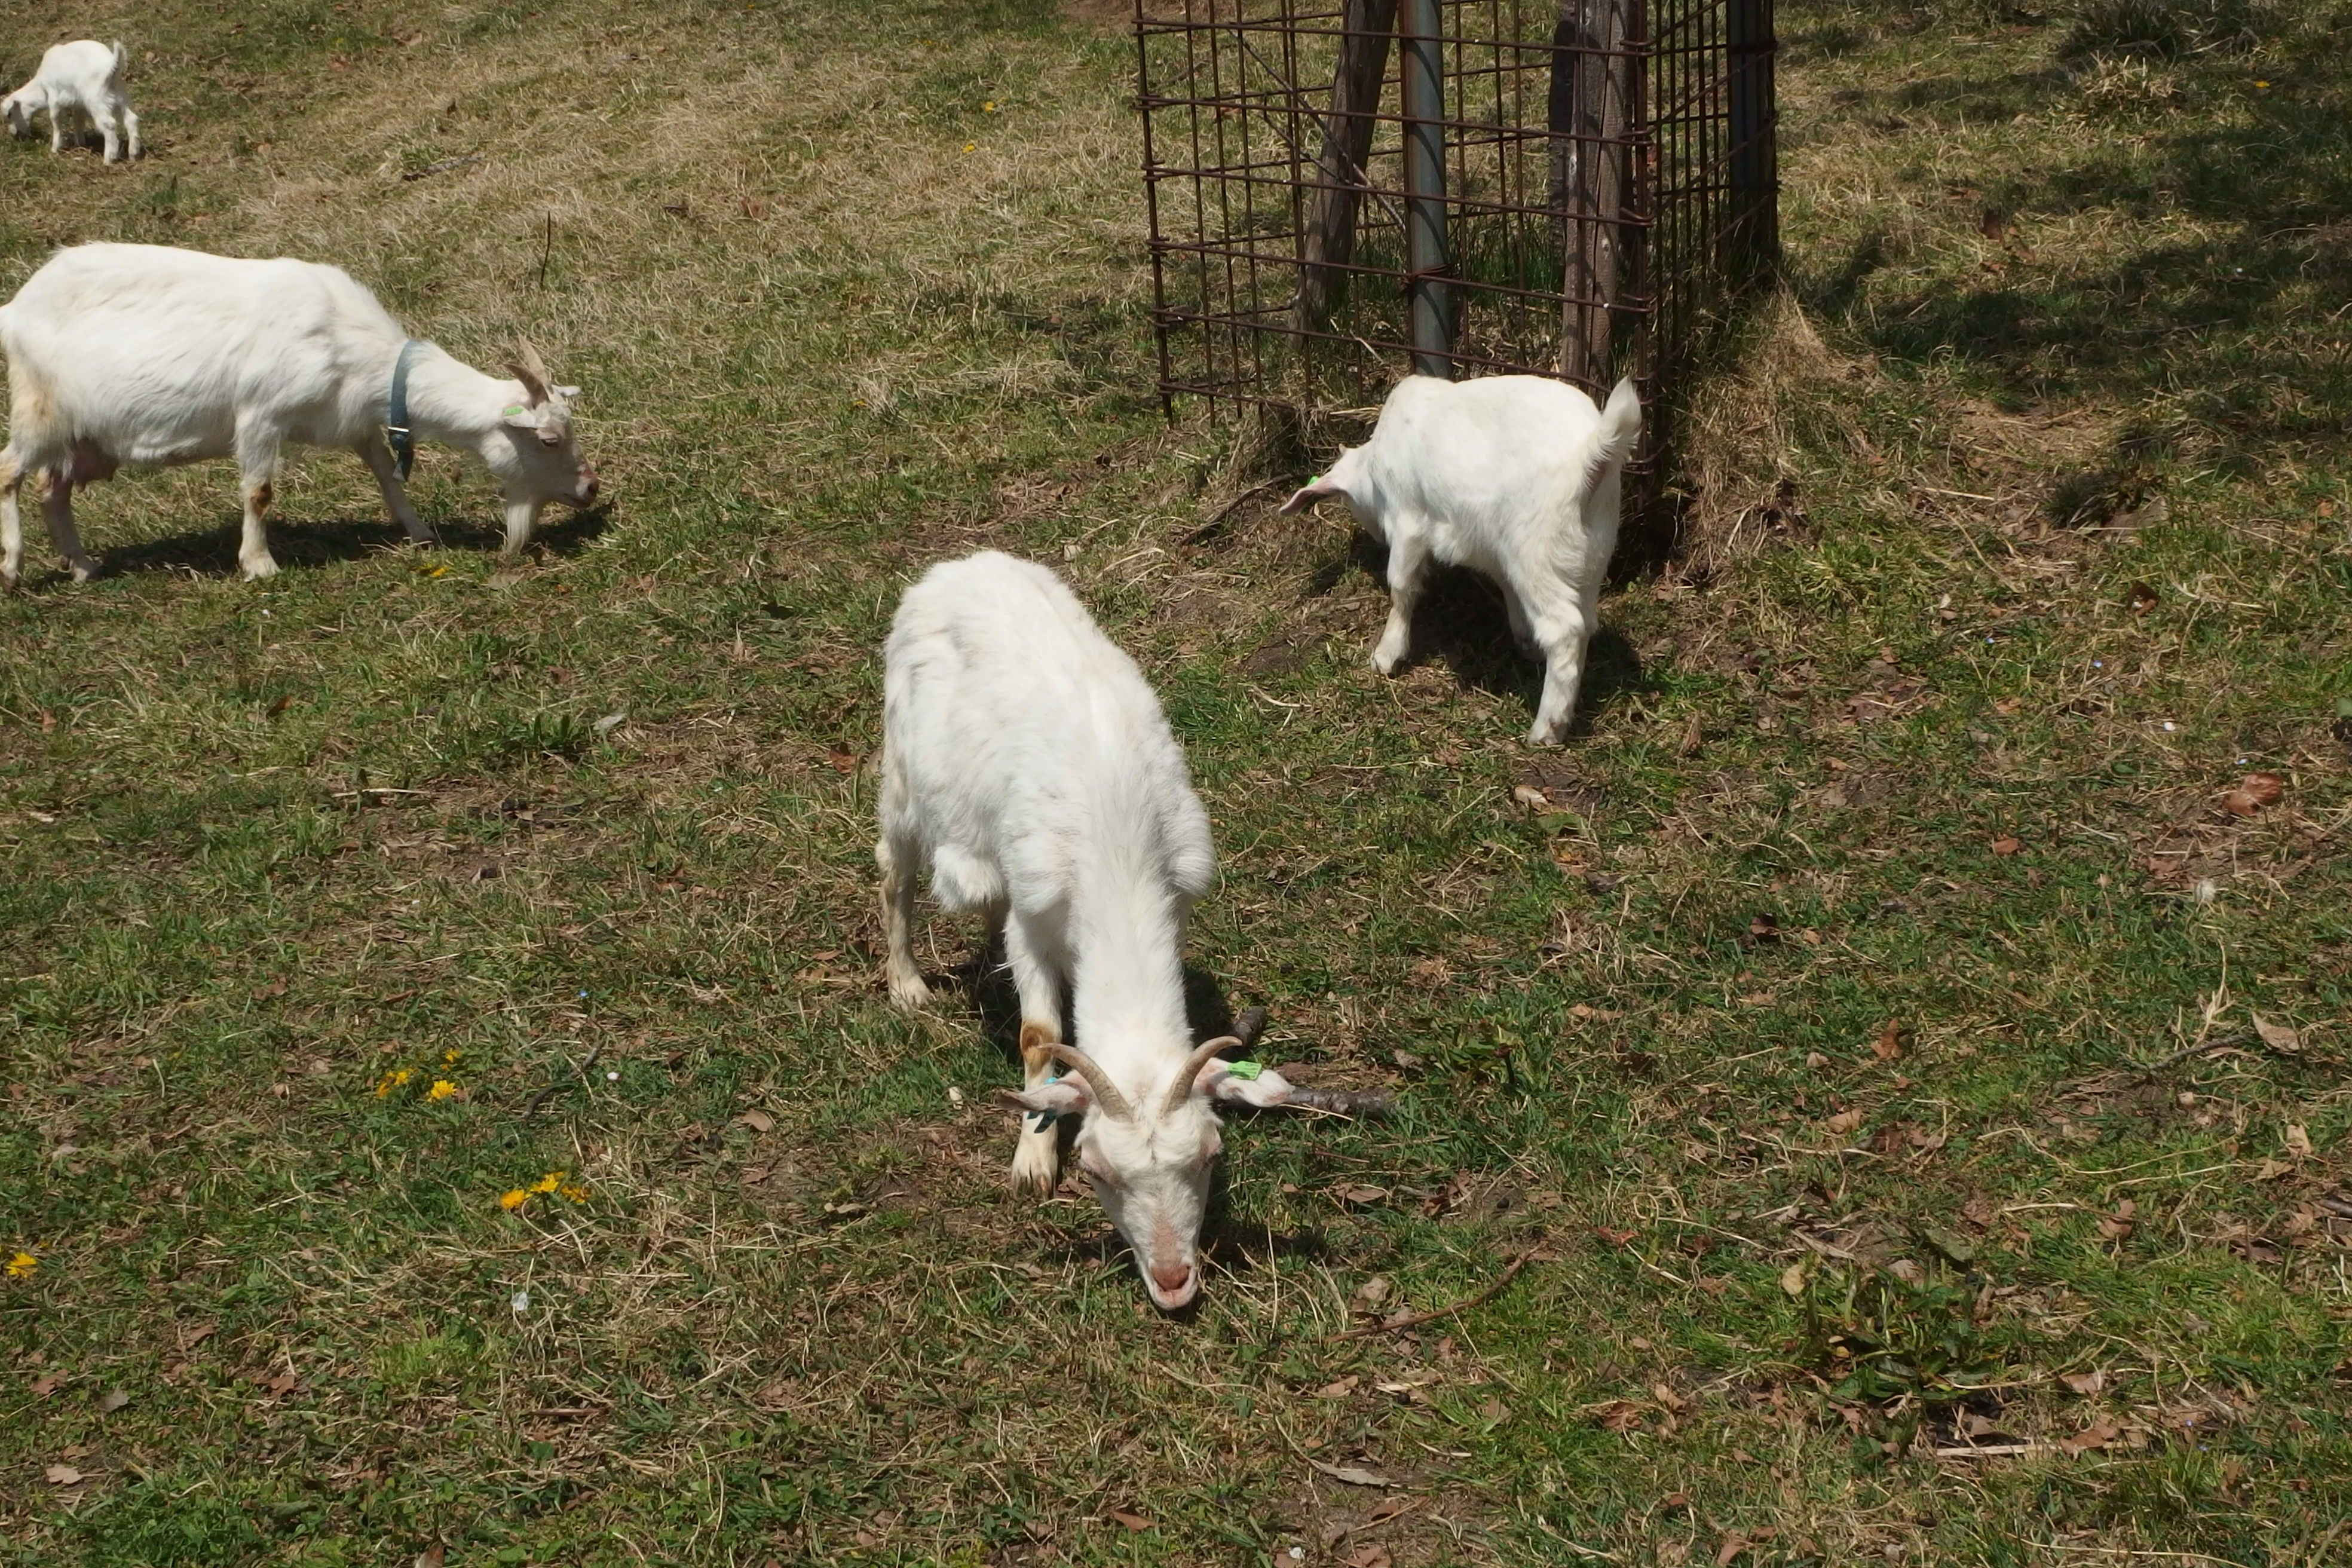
left=1134, top=0, right=1775, bottom=510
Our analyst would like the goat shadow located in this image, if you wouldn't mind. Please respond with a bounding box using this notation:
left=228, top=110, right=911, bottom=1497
left=26, top=504, right=609, bottom=586
left=950, top=935, right=1334, bottom=1298
left=1319, top=535, right=1646, bottom=737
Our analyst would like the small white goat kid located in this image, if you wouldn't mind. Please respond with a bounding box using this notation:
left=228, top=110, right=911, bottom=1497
left=877, top=550, right=1315, bottom=1311
left=0, top=243, right=598, bottom=588
left=1283, top=373, right=1642, bottom=745
left=2, top=41, right=140, bottom=163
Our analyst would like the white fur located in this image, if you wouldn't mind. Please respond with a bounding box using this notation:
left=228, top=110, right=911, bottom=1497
left=2, top=41, right=140, bottom=163
left=0, top=243, right=597, bottom=587
left=1283, top=373, right=1643, bottom=744
left=876, top=551, right=1311, bottom=1310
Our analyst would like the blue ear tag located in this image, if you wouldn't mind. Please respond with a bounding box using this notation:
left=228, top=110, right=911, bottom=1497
left=1024, top=1066, right=1063, bottom=1134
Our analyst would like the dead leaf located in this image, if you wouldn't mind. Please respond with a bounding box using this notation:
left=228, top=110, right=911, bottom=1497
left=2221, top=772, right=2284, bottom=815
left=1309, top=1458, right=1392, bottom=1487
left=1716, top=1530, right=1752, bottom=1566
left=1352, top=1276, right=1391, bottom=1310
left=44, top=1464, right=84, bottom=1486
left=1346, top=1546, right=1394, bottom=1568
left=2284, top=1123, right=2313, bottom=1159
left=1824, top=1108, right=1866, bottom=1136
left=825, top=749, right=859, bottom=774
left=1659, top=1542, right=1692, bottom=1567
left=1651, top=1382, right=1688, bottom=1413
left=1990, top=835, right=2023, bottom=856
left=2126, top=581, right=2159, bottom=614
left=252, top=976, right=288, bottom=999
left=1511, top=784, right=1549, bottom=811
left=739, top=1164, right=772, bottom=1186
left=96, top=1388, right=130, bottom=1413
left=1869, top=1021, right=1904, bottom=1061
left=1748, top=912, right=1781, bottom=942
left=1593, top=1224, right=1636, bottom=1246
left=734, top=1109, right=776, bottom=1134
left=415, top=1548, right=446, bottom=1568
left=2059, top=1416, right=2122, bottom=1456
left=1333, top=1184, right=1389, bottom=1206
left=1780, top=1261, right=1809, bottom=1296
left=1107, top=1508, right=1153, bottom=1532
left=1316, top=1376, right=1361, bottom=1399
left=1596, top=1399, right=1648, bottom=1432
left=30, top=1373, right=65, bottom=1398
left=2251, top=1015, right=2302, bottom=1054
left=2096, top=1199, right=2137, bottom=1241
left=2254, top=1157, right=2293, bottom=1182
left=2060, top=1370, right=2105, bottom=1396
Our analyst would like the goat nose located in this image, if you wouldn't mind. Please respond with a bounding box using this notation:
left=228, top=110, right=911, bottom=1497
left=1149, top=1261, right=1194, bottom=1297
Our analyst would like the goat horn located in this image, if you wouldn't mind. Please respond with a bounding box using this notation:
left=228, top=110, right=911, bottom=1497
left=1041, top=1042, right=1132, bottom=1122
left=1165, top=1034, right=1243, bottom=1113
left=516, top=336, right=552, bottom=384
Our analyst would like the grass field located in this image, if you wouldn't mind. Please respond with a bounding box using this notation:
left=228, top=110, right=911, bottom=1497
left=3, top=0, right=2349, bottom=1563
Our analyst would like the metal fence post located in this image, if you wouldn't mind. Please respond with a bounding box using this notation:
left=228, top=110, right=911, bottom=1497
left=1399, top=0, right=1452, bottom=378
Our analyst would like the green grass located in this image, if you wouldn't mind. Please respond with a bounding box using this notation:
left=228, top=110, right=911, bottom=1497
left=3, top=0, right=2349, bottom=1563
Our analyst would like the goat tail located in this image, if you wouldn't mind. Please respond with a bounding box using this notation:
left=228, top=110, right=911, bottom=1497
left=111, top=41, right=130, bottom=78
left=1581, top=375, right=1643, bottom=495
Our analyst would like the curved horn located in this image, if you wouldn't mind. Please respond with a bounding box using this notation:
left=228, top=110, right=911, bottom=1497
left=508, top=338, right=553, bottom=406
left=1042, top=1041, right=1133, bottom=1122
left=1165, top=1034, right=1242, bottom=1113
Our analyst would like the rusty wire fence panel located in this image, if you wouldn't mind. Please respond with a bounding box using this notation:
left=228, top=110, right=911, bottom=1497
left=1134, top=0, right=1774, bottom=512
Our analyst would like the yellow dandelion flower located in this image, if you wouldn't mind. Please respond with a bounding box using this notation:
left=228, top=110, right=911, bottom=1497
left=530, top=1172, right=565, bottom=1195
left=442, top=1049, right=461, bottom=1066
left=500, top=1189, right=529, bottom=1211
left=427, top=1079, right=459, bottom=1101
left=559, top=1184, right=590, bottom=1203
left=2254, top=79, right=2270, bottom=88
left=983, top=101, right=997, bottom=112
left=5, top=1251, right=35, bottom=1279
left=375, top=1068, right=414, bottom=1098
left=962, top=142, right=976, bottom=153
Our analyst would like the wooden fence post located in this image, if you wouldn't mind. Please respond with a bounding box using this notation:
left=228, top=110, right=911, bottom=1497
left=1552, top=0, right=1634, bottom=390
left=1295, top=0, right=1398, bottom=333
left=1726, top=0, right=1777, bottom=278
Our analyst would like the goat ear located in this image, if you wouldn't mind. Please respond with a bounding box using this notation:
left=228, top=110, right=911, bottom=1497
left=1198, top=1061, right=1300, bottom=1110
left=1000, top=1077, right=1092, bottom=1116
left=553, top=384, right=580, bottom=401
left=1278, top=479, right=1345, bottom=516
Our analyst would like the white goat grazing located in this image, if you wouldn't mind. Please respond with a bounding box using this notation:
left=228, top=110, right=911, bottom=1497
left=1282, top=373, right=1642, bottom=745
left=877, top=550, right=1318, bottom=1311
left=2, top=41, right=140, bottom=163
left=0, top=243, right=598, bottom=588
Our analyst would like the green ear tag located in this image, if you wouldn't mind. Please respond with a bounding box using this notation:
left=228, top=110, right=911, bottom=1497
left=503, top=405, right=525, bottom=417
left=1226, top=1059, right=1265, bottom=1080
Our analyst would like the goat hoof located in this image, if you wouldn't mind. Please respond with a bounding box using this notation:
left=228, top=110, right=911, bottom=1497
left=240, top=555, right=280, bottom=582
left=886, top=970, right=931, bottom=1010
left=1009, top=1140, right=1059, bottom=1198
left=67, top=558, right=100, bottom=584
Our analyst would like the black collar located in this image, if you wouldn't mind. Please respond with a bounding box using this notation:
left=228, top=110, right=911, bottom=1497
left=386, top=340, right=422, bottom=480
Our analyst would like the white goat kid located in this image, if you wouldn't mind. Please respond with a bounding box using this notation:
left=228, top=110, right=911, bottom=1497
left=2, top=41, right=140, bottom=163
left=0, top=243, right=598, bottom=588
left=877, top=550, right=1312, bottom=1311
left=1282, top=373, right=1642, bottom=745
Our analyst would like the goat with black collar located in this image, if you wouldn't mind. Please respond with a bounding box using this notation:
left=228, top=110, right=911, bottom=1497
left=0, top=241, right=598, bottom=587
